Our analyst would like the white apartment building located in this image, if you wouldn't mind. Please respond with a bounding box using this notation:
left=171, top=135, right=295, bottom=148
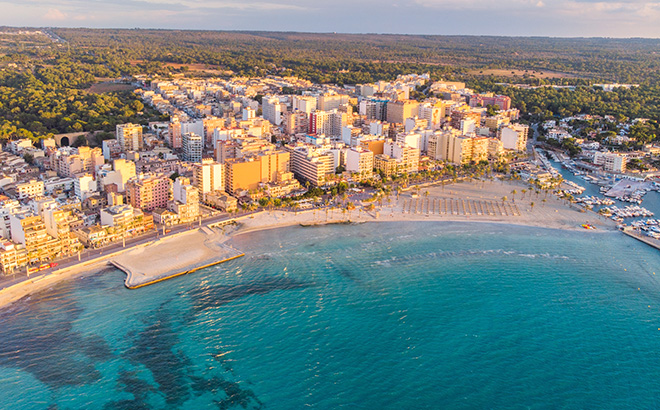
left=16, top=180, right=45, bottom=199
left=396, top=132, right=423, bottom=150
left=182, top=133, right=203, bottom=162
left=594, top=151, right=627, bottom=173
left=499, top=124, right=529, bottom=152
left=73, top=174, right=97, bottom=201
left=292, top=95, right=317, bottom=114
left=345, top=148, right=374, bottom=178
left=262, top=96, right=285, bottom=126
left=193, top=159, right=224, bottom=197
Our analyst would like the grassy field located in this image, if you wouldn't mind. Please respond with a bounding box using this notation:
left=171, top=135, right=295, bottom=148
left=468, top=68, right=578, bottom=79
left=130, top=60, right=232, bottom=75
left=86, top=82, right=134, bottom=94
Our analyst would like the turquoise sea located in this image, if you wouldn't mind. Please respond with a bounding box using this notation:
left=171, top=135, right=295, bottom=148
left=1, top=221, right=660, bottom=409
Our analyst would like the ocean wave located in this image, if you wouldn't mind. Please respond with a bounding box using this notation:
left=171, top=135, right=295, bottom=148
left=373, top=249, right=570, bottom=266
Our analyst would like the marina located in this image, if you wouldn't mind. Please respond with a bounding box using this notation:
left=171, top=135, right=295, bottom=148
left=541, top=151, right=660, bottom=221
left=574, top=196, right=615, bottom=206
left=600, top=205, right=655, bottom=219
left=535, top=150, right=660, bottom=251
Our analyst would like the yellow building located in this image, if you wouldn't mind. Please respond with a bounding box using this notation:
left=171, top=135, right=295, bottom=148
left=359, top=139, right=385, bottom=156
left=484, top=115, right=510, bottom=132
left=205, top=191, right=238, bottom=212
left=9, top=214, right=62, bottom=263
left=43, top=208, right=83, bottom=256
left=224, top=151, right=290, bottom=195
left=116, top=123, right=143, bottom=152
left=488, top=138, right=505, bottom=160
left=471, top=137, right=490, bottom=163
left=76, top=225, right=109, bottom=248
left=215, top=136, right=276, bottom=164
left=374, top=154, right=398, bottom=177
left=100, top=205, right=154, bottom=237
left=0, top=242, right=28, bottom=275
left=428, top=130, right=489, bottom=165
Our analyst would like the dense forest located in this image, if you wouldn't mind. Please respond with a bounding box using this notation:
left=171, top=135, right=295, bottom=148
left=3, top=28, right=660, bottom=141
left=0, top=69, right=153, bottom=139
left=48, top=29, right=660, bottom=84
left=469, top=78, right=660, bottom=122
left=0, top=31, right=164, bottom=142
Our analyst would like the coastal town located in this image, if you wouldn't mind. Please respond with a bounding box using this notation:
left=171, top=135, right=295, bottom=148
left=0, top=71, right=658, bottom=290
left=4, top=20, right=660, bottom=410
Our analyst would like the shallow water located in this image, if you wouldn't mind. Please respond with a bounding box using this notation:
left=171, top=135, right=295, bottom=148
left=1, top=222, right=659, bottom=409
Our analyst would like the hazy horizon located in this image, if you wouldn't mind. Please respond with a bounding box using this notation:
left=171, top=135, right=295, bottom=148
left=2, top=0, right=660, bottom=39
left=5, top=25, right=660, bottom=41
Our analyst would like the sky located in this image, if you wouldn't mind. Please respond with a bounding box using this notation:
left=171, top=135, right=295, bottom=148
left=2, top=0, right=660, bottom=38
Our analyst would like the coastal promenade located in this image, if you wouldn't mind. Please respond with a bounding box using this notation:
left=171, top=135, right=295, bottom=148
left=0, top=178, right=619, bottom=310
left=0, top=209, right=264, bottom=306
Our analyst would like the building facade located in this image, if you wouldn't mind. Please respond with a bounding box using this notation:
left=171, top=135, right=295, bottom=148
left=126, top=174, right=173, bottom=211
left=182, top=133, right=203, bottom=163
left=116, top=123, right=143, bottom=152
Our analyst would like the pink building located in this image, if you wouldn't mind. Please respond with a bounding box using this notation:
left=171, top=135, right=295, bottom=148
left=126, top=174, right=172, bottom=211
left=469, top=94, right=512, bottom=111
left=169, top=121, right=182, bottom=149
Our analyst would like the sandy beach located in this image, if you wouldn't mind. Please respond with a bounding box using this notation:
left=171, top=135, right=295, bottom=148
left=0, top=179, right=617, bottom=309
left=0, top=254, right=115, bottom=310
left=234, top=178, right=615, bottom=234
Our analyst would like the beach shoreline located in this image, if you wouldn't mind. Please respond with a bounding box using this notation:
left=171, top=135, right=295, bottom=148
left=0, top=179, right=620, bottom=310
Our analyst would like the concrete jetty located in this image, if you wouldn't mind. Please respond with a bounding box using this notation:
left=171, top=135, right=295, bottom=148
left=621, top=227, right=660, bottom=252
left=110, top=228, right=244, bottom=289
